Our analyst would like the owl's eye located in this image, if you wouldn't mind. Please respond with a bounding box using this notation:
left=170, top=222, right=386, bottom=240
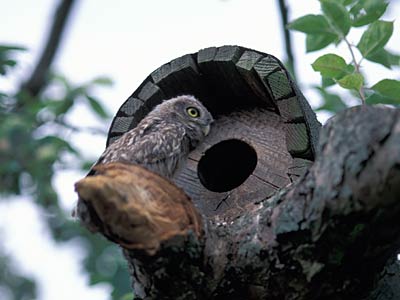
left=186, top=107, right=200, bottom=118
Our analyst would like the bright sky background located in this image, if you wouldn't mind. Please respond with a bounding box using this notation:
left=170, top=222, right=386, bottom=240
left=1, top=1, right=399, bottom=299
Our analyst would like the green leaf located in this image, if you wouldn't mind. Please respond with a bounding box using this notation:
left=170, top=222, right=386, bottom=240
left=52, top=74, right=72, bottom=90
left=288, top=14, right=333, bottom=34
left=91, top=76, right=113, bottom=86
left=344, top=63, right=355, bottom=74
left=306, top=33, right=338, bottom=52
left=39, top=136, right=79, bottom=156
left=320, top=0, right=351, bottom=36
left=0, top=44, right=26, bottom=76
left=45, top=98, right=74, bottom=116
left=386, top=52, right=400, bottom=66
left=322, top=76, right=336, bottom=87
left=315, top=87, right=348, bottom=112
left=0, top=59, right=16, bottom=75
left=366, top=92, right=399, bottom=105
left=339, top=0, right=357, bottom=5
left=337, top=73, right=364, bottom=90
left=350, top=0, right=388, bottom=27
left=119, top=293, right=135, bottom=300
left=87, top=95, right=109, bottom=119
left=371, top=79, right=400, bottom=101
left=0, top=45, right=26, bottom=53
left=35, top=144, right=58, bottom=162
left=365, top=48, right=400, bottom=69
left=80, top=160, right=95, bottom=171
left=2, top=59, right=17, bottom=67
left=357, top=21, right=393, bottom=57
left=0, top=60, right=17, bottom=75
left=312, top=54, right=347, bottom=78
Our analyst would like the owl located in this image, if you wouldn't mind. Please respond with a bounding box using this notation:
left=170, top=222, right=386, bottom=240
left=92, top=95, right=213, bottom=178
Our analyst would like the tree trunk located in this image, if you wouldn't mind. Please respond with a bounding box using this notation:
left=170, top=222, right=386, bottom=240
left=76, top=104, right=400, bottom=299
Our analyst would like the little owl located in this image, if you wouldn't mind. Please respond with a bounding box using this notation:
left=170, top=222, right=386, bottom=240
left=91, top=95, right=213, bottom=178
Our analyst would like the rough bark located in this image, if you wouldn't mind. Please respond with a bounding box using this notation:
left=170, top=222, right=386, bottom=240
left=368, top=256, right=400, bottom=300
left=76, top=104, right=400, bottom=299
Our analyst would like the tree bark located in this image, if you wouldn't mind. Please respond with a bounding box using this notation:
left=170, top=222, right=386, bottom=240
left=368, top=256, right=400, bottom=300
left=76, top=105, right=400, bottom=299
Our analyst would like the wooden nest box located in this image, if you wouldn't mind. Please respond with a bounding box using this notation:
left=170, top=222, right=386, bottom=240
left=107, top=45, right=321, bottom=221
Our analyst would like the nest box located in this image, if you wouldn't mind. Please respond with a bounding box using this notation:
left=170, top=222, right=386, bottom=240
left=107, top=45, right=321, bottom=221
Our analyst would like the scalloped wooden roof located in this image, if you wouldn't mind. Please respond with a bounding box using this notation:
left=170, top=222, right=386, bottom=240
left=106, top=45, right=321, bottom=160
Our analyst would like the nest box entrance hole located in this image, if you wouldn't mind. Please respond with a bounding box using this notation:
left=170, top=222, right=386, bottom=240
left=197, top=139, right=257, bottom=193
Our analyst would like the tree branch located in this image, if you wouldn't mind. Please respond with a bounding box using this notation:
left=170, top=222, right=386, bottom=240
left=75, top=104, right=400, bottom=299
left=367, top=256, right=400, bottom=300
left=277, top=0, right=296, bottom=79
left=262, top=105, right=400, bottom=299
left=21, top=0, right=76, bottom=97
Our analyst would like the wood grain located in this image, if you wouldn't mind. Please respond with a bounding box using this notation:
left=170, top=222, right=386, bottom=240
left=174, top=108, right=294, bottom=220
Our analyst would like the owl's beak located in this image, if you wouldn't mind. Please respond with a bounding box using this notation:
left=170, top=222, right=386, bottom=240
left=203, top=124, right=211, bottom=136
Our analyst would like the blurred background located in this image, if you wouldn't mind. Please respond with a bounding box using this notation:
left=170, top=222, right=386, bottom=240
left=0, top=1, right=399, bottom=299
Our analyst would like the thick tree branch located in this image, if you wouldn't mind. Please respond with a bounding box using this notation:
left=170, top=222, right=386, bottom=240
left=76, top=105, right=400, bottom=299
left=21, top=0, right=76, bottom=97
left=261, top=105, right=400, bottom=299
left=367, top=256, right=400, bottom=300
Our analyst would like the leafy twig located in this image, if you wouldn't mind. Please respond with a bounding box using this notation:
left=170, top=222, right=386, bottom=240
left=343, top=37, right=366, bottom=103
left=288, top=0, right=400, bottom=110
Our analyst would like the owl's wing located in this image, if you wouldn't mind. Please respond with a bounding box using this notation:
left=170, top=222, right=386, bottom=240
left=130, top=122, right=187, bottom=164
left=88, top=120, right=188, bottom=178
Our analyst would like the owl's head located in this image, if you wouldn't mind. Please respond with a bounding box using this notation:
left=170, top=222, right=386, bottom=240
left=158, top=95, right=214, bottom=144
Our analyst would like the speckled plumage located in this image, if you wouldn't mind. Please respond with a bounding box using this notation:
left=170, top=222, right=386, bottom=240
left=94, top=95, right=213, bottom=179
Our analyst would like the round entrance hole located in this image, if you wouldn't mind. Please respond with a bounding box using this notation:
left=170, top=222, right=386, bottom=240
left=197, top=139, right=257, bottom=193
